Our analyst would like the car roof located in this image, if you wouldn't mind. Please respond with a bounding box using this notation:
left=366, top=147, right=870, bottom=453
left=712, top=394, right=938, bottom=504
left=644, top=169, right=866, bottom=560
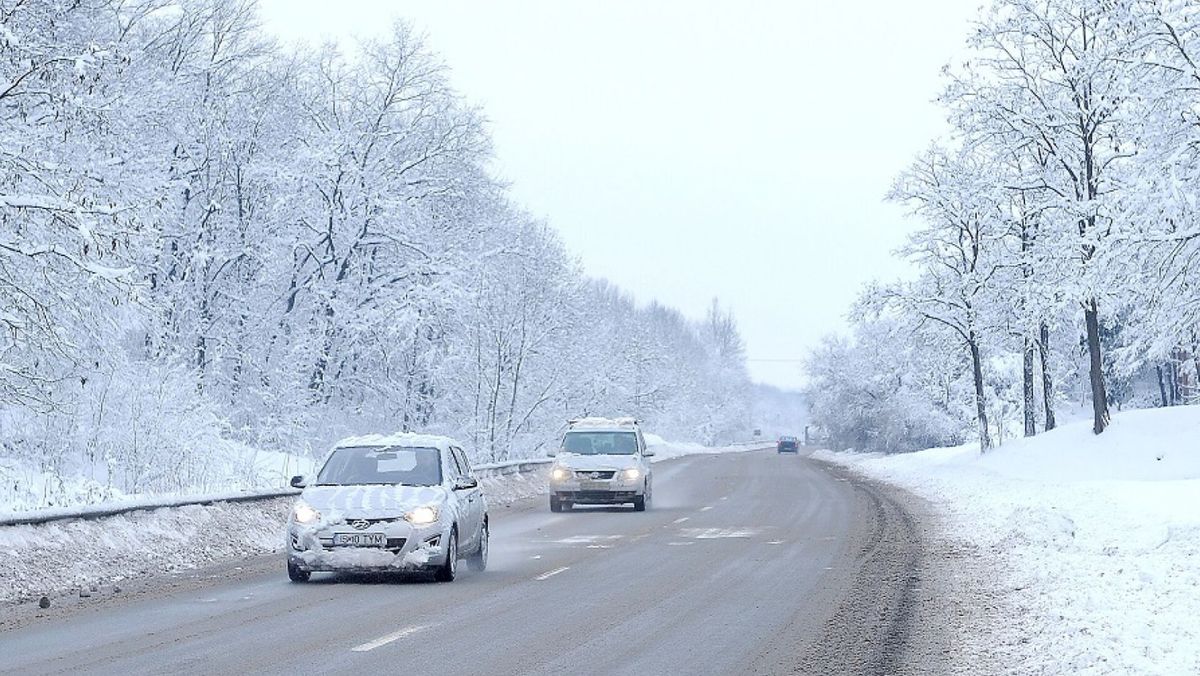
left=568, top=416, right=640, bottom=431
left=333, top=432, right=458, bottom=452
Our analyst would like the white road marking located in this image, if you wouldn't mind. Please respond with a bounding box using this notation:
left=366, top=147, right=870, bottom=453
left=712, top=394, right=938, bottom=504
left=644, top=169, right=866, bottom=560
left=667, top=541, right=695, bottom=546
left=680, top=527, right=761, bottom=539
left=351, top=624, right=432, bottom=652
left=672, top=517, right=690, bottom=524
left=535, top=566, right=570, bottom=581
left=555, top=535, right=622, bottom=544
left=767, top=540, right=785, bottom=545
left=699, top=506, right=714, bottom=512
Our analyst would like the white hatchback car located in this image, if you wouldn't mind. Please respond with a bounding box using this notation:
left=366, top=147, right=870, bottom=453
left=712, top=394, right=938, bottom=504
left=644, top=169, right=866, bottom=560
left=286, top=434, right=488, bottom=582
left=548, top=418, right=654, bottom=512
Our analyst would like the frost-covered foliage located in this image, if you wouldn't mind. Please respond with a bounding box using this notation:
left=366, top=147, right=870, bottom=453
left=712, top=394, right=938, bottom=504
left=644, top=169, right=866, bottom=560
left=805, top=320, right=965, bottom=453
left=807, top=0, right=1200, bottom=452
left=0, top=0, right=751, bottom=507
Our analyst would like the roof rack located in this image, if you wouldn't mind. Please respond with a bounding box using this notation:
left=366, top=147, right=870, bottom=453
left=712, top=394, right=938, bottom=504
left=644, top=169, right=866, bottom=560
left=568, top=416, right=641, bottom=428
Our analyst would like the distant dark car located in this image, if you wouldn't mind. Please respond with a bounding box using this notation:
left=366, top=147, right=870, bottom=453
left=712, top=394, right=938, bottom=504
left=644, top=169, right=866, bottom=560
left=777, top=436, right=799, bottom=453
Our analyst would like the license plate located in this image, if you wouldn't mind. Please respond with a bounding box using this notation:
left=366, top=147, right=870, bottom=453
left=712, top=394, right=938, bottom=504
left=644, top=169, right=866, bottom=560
left=332, top=532, right=385, bottom=547
left=580, top=481, right=609, bottom=491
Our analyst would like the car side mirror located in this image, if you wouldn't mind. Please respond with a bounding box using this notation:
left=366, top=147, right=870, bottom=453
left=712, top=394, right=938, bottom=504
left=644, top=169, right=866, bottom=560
left=545, top=449, right=557, bottom=457
left=454, top=477, right=479, bottom=490
left=642, top=449, right=655, bottom=457
left=290, top=475, right=307, bottom=489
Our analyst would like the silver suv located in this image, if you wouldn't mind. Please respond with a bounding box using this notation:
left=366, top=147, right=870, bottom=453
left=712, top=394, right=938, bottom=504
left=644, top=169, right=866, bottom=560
left=548, top=417, right=654, bottom=512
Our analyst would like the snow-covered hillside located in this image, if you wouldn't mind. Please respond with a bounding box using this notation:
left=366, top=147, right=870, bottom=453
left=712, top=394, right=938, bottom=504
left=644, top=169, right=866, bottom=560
left=816, top=405, right=1200, bottom=674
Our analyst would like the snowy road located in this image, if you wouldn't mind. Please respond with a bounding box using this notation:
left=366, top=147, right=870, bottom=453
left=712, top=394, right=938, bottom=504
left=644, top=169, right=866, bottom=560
left=0, top=451, right=931, bottom=675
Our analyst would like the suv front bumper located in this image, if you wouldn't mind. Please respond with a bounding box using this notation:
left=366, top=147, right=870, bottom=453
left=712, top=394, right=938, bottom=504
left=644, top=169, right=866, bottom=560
left=553, top=489, right=640, bottom=504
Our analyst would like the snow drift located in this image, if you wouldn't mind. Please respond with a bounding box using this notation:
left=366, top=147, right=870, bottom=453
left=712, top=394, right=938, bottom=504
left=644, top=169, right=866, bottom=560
left=816, top=405, right=1200, bottom=674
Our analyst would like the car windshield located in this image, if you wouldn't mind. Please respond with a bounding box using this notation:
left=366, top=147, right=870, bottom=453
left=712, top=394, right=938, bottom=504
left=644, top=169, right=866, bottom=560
left=562, top=431, right=638, bottom=455
left=316, top=446, right=442, bottom=486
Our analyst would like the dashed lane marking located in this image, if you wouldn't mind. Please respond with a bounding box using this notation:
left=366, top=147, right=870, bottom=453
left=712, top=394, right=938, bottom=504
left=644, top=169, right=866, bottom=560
left=679, top=527, right=762, bottom=539
left=535, top=567, right=570, bottom=581
left=673, top=517, right=690, bottom=524
left=351, top=624, right=433, bottom=652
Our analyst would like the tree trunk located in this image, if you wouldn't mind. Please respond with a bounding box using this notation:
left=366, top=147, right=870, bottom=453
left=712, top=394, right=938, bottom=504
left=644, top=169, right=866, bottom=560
left=1193, top=350, right=1200, bottom=403
left=969, top=335, right=992, bottom=451
left=1167, top=359, right=1180, bottom=406
left=1023, top=334, right=1036, bottom=437
left=1037, top=322, right=1056, bottom=431
left=1083, top=299, right=1110, bottom=434
left=1156, top=364, right=1169, bottom=407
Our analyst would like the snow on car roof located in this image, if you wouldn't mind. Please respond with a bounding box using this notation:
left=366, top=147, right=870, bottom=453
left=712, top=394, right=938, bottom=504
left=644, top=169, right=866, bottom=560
left=334, top=432, right=458, bottom=451
left=568, top=417, right=640, bottom=430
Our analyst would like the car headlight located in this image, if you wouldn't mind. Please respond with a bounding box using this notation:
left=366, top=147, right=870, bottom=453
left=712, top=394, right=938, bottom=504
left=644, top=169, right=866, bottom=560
left=621, top=468, right=641, bottom=480
left=551, top=466, right=573, bottom=481
left=293, top=501, right=320, bottom=525
left=404, top=505, right=439, bottom=525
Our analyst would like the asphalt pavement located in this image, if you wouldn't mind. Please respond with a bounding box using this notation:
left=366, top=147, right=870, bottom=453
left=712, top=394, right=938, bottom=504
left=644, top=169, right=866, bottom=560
left=0, top=450, right=931, bottom=675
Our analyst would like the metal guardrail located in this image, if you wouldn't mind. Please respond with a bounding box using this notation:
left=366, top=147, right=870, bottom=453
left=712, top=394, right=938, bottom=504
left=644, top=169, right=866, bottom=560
left=0, top=459, right=556, bottom=528
left=0, top=443, right=771, bottom=528
left=0, top=488, right=302, bottom=528
left=474, top=458, right=553, bottom=477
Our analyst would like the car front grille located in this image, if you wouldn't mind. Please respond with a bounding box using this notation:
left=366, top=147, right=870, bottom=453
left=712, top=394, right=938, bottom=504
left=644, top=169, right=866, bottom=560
left=574, top=470, right=617, bottom=480
left=566, top=491, right=637, bottom=502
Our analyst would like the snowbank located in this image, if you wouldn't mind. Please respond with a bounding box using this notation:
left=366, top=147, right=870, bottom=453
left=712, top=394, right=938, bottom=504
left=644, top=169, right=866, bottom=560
left=0, top=497, right=293, bottom=605
left=815, top=406, right=1200, bottom=674
left=0, top=446, right=315, bottom=517
left=645, top=435, right=766, bottom=462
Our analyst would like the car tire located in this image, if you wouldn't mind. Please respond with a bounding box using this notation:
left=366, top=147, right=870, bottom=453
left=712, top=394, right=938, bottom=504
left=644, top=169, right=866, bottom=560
left=287, top=560, right=310, bottom=583
left=550, top=495, right=563, bottom=512
left=633, top=495, right=646, bottom=512
left=435, top=528, right=458, bottom=582
left=467, top=519, right=488, bottom=572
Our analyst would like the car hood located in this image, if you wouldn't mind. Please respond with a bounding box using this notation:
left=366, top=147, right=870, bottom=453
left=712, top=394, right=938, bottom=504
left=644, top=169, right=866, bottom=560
left=554, top=454, right=640, bottom=471
left=300, top=484, right=447, bottom=520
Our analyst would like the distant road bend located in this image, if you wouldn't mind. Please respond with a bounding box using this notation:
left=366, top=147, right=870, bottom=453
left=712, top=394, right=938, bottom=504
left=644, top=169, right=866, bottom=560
left=0, top=450, right=932, bottom=675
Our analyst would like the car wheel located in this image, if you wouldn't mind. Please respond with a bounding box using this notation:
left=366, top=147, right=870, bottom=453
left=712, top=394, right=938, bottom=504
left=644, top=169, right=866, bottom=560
left=287, top=560, right=310, bottom=583
left=467, top=519, right=488, bottom=572
left=550, top=495, right=563, bottom=512
left=435, top=528, right=458, bottom=582
left=633, top=495, right=646, bottom=512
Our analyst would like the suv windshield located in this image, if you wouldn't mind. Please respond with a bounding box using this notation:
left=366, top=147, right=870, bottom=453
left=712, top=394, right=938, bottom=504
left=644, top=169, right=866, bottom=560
left=316, top=446, right=442, bottom=486
left=562, top=431, right=638, bottom=455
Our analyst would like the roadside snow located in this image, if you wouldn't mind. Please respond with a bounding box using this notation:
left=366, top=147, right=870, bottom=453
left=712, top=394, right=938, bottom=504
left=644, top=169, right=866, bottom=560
left=646, top=436, right=765, bottom=462
left=815, top=406, right=1200, bottom=675
left=0, top=498, right=292, bottom=605
left=0, top=446, right=314, bottom=516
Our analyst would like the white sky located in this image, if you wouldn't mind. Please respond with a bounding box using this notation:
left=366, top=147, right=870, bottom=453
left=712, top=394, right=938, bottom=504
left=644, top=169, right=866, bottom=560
left=256, top=0, right=978, bottom=390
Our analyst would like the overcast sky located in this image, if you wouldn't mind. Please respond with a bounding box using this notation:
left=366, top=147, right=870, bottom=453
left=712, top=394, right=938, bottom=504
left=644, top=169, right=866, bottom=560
left=257, top=0, right=979, bottom=390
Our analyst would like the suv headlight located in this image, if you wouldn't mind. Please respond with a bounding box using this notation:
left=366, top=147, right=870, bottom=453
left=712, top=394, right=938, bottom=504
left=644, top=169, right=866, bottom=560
left=293, top=501, right=320, bottom=525
left=551, top=466, right=572, bottom=481
left=404, top=505, right=439, bottom=525
left=621, top=468, right=641, bottom=480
